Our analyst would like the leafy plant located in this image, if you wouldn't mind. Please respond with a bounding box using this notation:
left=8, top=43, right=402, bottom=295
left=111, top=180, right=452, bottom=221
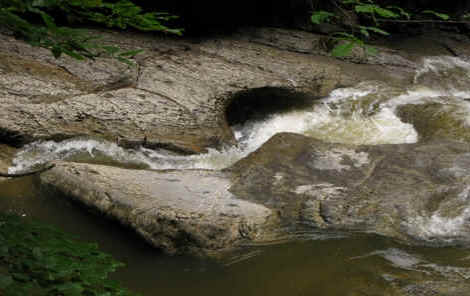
left=311, top=0, right=452, bottom=58
left=0, top=213, right=138, bottom=296
left=311, top=10, right=336, bottom=25
left=421, top=10, right=450, bottom=20
left=310, top=0, right=399, bottom=57
left=0, top=0, right=182, bottom=64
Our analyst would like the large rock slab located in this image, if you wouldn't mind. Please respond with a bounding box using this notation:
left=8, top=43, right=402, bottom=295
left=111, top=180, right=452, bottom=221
left=40, top=162, right=277, bottom=256
left=229, top=133, right=470, bottom=245
left=0, top=28, right=418, bottom=153
left=40, top=133, right=470, bottom=256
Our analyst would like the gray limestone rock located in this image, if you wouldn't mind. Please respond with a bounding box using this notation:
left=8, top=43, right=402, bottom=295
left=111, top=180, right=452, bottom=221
left=229, top=133, right=470, bottom=245
left=40, top=162, right=277, bottom=256
left=0, top=28, right=416, bottom=153
left=39, top=133, right=470, bottom=256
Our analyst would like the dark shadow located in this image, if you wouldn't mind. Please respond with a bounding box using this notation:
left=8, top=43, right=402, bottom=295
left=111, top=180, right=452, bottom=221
left=225, top=87, right=318, bottom=126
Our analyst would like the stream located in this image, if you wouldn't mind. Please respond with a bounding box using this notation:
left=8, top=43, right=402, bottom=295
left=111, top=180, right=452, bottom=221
left=1, top=55, right=470, bottom=295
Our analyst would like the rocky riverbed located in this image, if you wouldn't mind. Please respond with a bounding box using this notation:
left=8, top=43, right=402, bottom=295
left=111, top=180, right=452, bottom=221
left=1, top=26, right=470, bottom=259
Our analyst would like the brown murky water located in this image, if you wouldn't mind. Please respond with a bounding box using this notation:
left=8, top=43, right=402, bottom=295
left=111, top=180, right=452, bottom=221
left=1, top=176, right=470, bottom=296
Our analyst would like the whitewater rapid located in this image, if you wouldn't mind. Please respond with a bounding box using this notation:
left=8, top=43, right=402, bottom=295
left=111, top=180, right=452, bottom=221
left=8, top=55, right=470, bottom=174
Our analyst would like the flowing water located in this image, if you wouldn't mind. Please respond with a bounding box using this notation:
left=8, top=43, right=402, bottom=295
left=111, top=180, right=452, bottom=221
left=2, top=177, right=470, bottom=296
left=2, top=55, right=470, bottom=295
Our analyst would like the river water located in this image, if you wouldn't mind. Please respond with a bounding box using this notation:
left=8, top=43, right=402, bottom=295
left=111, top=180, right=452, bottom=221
left=2, top=55, right=470, bottom=295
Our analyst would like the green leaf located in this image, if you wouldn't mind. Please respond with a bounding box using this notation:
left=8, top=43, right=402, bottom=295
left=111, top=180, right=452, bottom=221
left=387, top=5, right=411, bottom=20
left=118, top=49, right=143, bottom=57
left=51, top=46, right=62, bottom=58
left=53, top=282, right=84, bottom=295
left=374, top=6, right=399, bottom=18
left=101, top=45, right=120, bottom=55
left=332, top=41, right=356, bottom=57
left=62, top=48, right=86, bottom=60
left=365, top=45, right=378, bottom=55
left=422, top=10, right=450, bottom=20
left=116, top=56, right=134, bottom=66
left=40, top=12, right=56, bottom=30
left=355, top=4, right=374, bottom=14
left=359, top=27, right=369, bottom=37
left=32, top=247, right=42, bottom=258
left=355, top=4, right=398, bottom=18
left=360, top=26, right=390, bottom=36
left=0, top=275, right=13, bottom=289
left=333, top=32, right=356, bottom=39
left=311, top=10, right=335, bottom=25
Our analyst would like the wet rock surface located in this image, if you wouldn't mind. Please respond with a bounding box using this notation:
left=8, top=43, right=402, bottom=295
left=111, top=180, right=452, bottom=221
left=0, top=27, right=418, bottom=153
left=229, top=133, right=470, bottom=245
left=0, top=144, right=16, bottom=182
left=39, top=133, right=470, bottom=256
left=3, top=25, right=470, bottom=294
left=397, top=102, right=470, bottom=143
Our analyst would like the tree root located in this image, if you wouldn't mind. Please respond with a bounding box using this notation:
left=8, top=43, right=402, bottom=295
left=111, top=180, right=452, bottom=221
left=0, top=163, right=55, bottom=178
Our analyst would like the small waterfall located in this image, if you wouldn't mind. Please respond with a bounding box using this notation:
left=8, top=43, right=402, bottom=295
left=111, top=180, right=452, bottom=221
left=9, top=85, right=420, bottom=172
left=9, top=56, right=470, bottom=176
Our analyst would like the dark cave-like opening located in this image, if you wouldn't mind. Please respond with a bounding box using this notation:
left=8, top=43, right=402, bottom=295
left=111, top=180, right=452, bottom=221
left=225, top=87, right=318, bottom=127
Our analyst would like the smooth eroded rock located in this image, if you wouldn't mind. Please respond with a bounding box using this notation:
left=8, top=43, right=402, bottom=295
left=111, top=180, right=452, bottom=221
left=397, top=102, right=470, bottom=143
left=229, top=133, right=470, bottom=245
left=0, top=27, right=418, bottom=153
left=40, top=162, right=278, bottom=256
left=40, top=133, right=470, bottom=256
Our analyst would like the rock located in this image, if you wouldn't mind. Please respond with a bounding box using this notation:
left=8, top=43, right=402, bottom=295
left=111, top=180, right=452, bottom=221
left=397, top=102, right=470, bottom=143
left=0, top=144, right=16, bottom=182
left=229, top=133, right=470, bottom=245
left=239, top=27, right=419, bottom=69
left=40, top=133, right=470, bottom=256
left=402, top=281, right=470, bottom=296
left=0, top=27, right=417, bottom=153
left=39, top=162, right=278, bottom=256
left=0, top=29, right=337, bottom=153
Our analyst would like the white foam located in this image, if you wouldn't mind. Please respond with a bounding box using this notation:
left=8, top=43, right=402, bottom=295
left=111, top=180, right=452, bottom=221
left=414, top=56, right=470, bottom=84
left=9, top=139, right=158, bottom=173
left=412, top=209, right=470, bottom=238
left=406, top=189, right=470, bottom=242
left=8, top=83, right=420, bottom=172
left=9, top=56, right=470, bottom=172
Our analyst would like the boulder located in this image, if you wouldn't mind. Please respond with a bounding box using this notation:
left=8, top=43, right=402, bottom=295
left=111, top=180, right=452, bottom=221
left=40, top=133, right=470, bottom=256
left=229, top=133, right=470, bottom=245
left=40, top=162, right=278, bottom=256
left=397, top=102, right=470, bottom=143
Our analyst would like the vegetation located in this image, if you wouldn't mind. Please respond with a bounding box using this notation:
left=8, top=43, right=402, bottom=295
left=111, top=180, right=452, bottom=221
left=0, top=213, right=138, bottom=296
left=0, top=0, right=466, bottom=60
left=0, top=0, right=182, bottom=64
left=311, top=0, right=453, bottom=57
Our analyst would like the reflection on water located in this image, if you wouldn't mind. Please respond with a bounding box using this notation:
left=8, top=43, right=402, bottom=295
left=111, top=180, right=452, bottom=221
left=1, top=177, right=470, bottom=296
